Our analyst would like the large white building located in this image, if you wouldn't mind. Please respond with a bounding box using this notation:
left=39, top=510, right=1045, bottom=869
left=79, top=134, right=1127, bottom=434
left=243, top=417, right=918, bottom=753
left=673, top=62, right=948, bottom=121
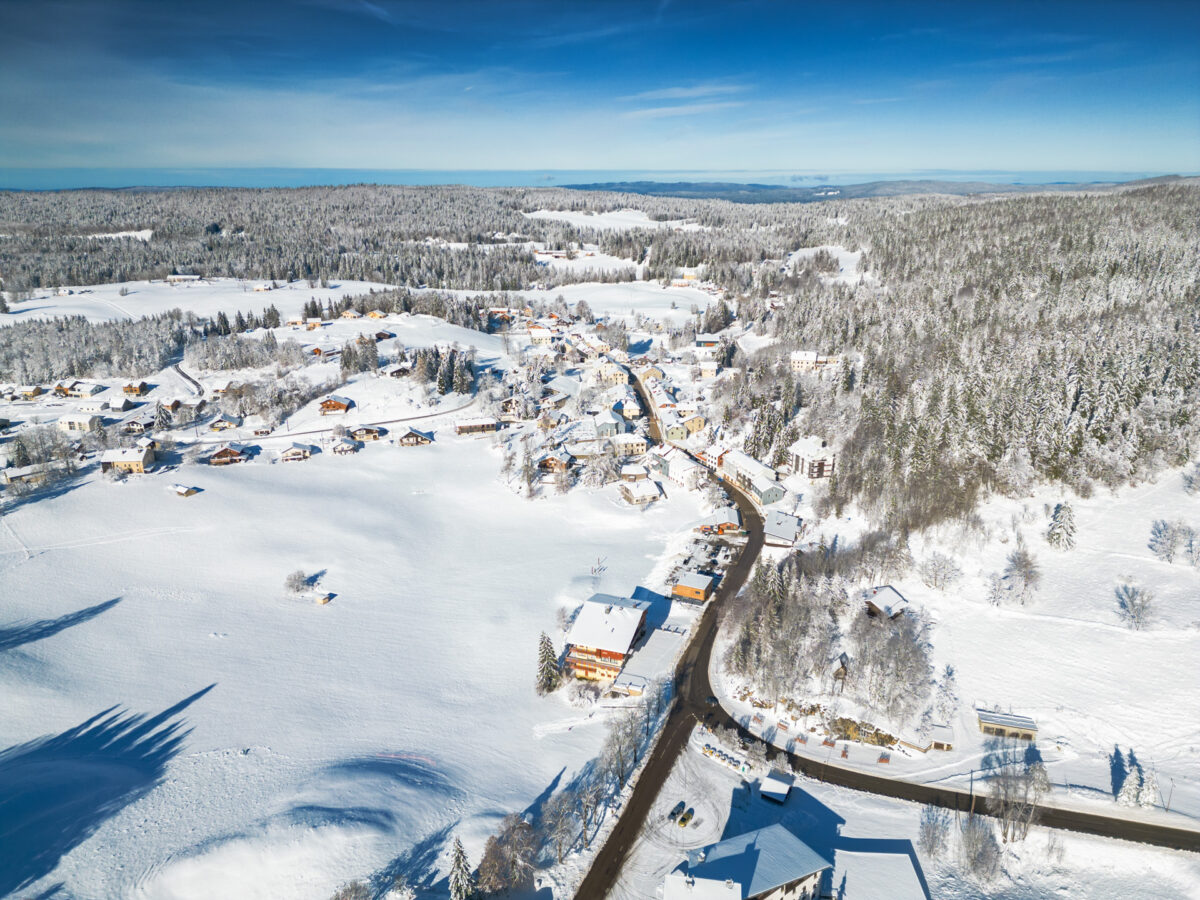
left=663, top=824, right=832, bottom=900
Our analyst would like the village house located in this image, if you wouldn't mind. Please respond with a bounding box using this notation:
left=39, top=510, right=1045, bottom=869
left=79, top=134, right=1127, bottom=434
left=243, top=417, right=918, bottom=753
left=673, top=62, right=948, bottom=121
left=320, top=395, right=354, bottom=415
left=788, top=436, right=836, bottom=479
left=280, top=443, right=315, bottom=462
left=647, top=380, right=677, bottom=409
left=373, top=330, right=394, bottom=342
left=620, top=463, right=649, bottom=482
left=763, top=510, right=802, bottom=548
left=253, top=283, right=273, bottom=292
left=350, top=424, right=382, bottom=442
left=286, top=315, right=305, bottom=327
left=77, top=398, right=109, bottom=414
left=591, top=361, right=630, bottom=386
left=57, top=414, right=101, bottom=433
left=366, top=309, right=389, bottom=319
left=564, top=594, right=651, bottom=681
left=107, top=395, right=133, bottom=412
left=122, top=415, right=156, bottom=434
left=208, top=443, right=250, bottom=465
left=166, top=273, right=202, bottom=283
left=663, top=823, right=832, bottom=900
left=209, top=414, right=242, bottom=432
left=592, top=409, right=623, bottom=439
left=332, top=437, right=360, bottom=455
left=863, top=585, right=910, bottom=619
left=17, top=385, right=43, bottom=400
left=455, top=417, right=500, bottom=435
left=650, top=445, right=706, bottom=490
left=396, top=428, right=434, bottom=447
left=695, top=444, right=729, bottom=471
left=900, top=724, right=956, bottom=753
left=721, top=449, right=787, bottom=506
left=536, top=450, right=573, bottom=474
left=310, top=344, right=338, bottom=357
left=789, top=350, right=841, bottom=374
left=661, top=414, right=689, bottom=443
left=613, top=395, right=642, bottom=421
left=977, top=709, right=1038, bottom=742
left=340, top=308, right=363, bottom=319
left=123, top=381, right=149, bottom=396
left=699, top=359, right=720, bottom=378
left=210, top=380, right=233, bottom=395
left=305, top=317, right=324, bottom=330
left=528, top=325, right=555, bottom=346
left=620, top=479, right=661, bottom=506
left=381, top=362, right=412, bottom=379
left=673, top=571, right=715, bottom=604
left=610, top=433, right=649, bottom=457
left=635, top=364, right=665, bottom=382
left=1, top=462, right=63, bottom=486
left=694, top=333, right=721, bottom=349
left=100, top=446, right=154, bottom=474
left=761, top=769, right=794, bottom=804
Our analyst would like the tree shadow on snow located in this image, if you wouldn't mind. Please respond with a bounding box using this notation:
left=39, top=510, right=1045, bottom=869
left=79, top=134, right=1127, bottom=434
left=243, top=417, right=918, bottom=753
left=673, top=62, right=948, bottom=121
left=370, top=822, right=457, bottom=897
left=0, top=684, right=215, bottom=896
left=0, top=598, right=122, bottom=653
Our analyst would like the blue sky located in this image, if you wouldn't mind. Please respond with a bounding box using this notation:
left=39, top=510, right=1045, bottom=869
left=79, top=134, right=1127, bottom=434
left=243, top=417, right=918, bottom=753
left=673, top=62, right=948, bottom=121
left=0, top=0, right=1197, bottom=180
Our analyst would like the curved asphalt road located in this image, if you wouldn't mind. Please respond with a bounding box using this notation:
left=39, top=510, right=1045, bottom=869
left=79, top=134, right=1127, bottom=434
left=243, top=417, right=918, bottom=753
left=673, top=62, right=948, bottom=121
left=577, top=371, right=1200, bottom=899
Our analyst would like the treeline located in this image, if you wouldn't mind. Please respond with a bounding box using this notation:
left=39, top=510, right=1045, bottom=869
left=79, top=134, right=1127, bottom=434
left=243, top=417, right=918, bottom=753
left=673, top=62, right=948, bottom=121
left=0, top=311, right=198, bottom=384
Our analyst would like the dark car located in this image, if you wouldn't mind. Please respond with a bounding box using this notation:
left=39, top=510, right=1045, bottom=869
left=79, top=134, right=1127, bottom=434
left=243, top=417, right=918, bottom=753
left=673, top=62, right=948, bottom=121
left=706, top=695, right=719, bottom=706
left=668, top=800, right=686, bottom=821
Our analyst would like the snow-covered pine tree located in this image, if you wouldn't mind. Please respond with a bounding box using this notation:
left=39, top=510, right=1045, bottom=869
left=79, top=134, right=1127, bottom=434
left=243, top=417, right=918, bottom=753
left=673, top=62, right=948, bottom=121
left=1138, top=768, right=1159, bottom=808
left=536, top=631, right=561, bottom=695
left=1046, top=501, right=1076, bottom=550
left=154, top=401, right=172, bottom=430
left=1117, top=765, right=1142, bottom=806
left=448, top=836, right=476, bottom=900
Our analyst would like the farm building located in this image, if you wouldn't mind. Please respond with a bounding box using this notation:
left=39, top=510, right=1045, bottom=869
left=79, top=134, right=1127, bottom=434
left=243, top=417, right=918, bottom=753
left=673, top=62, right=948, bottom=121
left=977, top=710, right=1038, bottom=742
left=863, top=585, right=910, bottom=619
left=320, top=395, right=354, bottom=415
left=100, top=447, right=154, bottom=474
left=900, top=724, right=956, bottom=753
left=663, top=824, right=832, bottom=900
left=208, top=443, right=250, bottom=466
left=761, top=769, right=794, bottom=804
left=564, top=594, right=650, bottom=681
left=280, top=443, right=315, bottom=462
left=454, top=417, right=500, bottom=435
left=620, top=480, right=661, bottom=506
left=672, top=571, right=714, bottom=604
left=58, top=414, right=101, bottom=433
left=397, top=428, right=433, bottom=447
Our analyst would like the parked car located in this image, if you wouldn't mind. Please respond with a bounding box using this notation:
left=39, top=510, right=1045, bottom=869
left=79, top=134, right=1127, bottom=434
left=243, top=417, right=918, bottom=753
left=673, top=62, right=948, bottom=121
left=678, top=808, right=695, bottom=828
left=668, top=800, right=686, bottom=822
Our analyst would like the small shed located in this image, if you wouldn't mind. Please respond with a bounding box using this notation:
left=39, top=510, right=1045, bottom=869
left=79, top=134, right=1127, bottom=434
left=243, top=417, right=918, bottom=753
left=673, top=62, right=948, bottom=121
left=761, top=769, right=794, bottom=804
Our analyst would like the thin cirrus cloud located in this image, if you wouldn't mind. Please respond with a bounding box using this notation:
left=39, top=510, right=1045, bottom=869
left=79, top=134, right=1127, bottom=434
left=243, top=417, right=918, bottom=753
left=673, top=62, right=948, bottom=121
left=622, top=101, right=745, bottom=120
left=622, top=83, right=747, bottom=101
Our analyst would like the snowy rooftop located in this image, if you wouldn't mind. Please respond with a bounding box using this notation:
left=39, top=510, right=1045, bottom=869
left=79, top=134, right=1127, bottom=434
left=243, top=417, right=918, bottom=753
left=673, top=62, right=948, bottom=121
left=760, top=768, right=794, bottom=803
left=676, top=571, right=714, bottom=592
left=863, top=585, right=909, bottom=617
left=787, top=435, right=833, bottom=458
left=675, top=824, right=831, bottom=899
left=764, top=510, right=800, bottom=542
left=831, top=849, right=925, bottom=900
left=977, top=709, right=1038, bottom=731
left=622, top=480, right=662, bottom=501
left=566, top=594, right=649, bottom=655
left=100, top=448, right=150, bottom=463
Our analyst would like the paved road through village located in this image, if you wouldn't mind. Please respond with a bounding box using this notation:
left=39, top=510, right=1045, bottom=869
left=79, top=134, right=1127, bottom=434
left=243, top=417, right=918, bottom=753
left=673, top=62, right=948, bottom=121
left=576, top=370, right=1200, bottom=899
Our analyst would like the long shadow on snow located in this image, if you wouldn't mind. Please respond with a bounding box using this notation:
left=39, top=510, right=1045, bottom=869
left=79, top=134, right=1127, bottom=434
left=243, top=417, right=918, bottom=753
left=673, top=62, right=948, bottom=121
left=0, top=684, right=215, bottom=896
left=0, top=598, right=122, bottom=652
left=371, top=823, right=457, bottom=897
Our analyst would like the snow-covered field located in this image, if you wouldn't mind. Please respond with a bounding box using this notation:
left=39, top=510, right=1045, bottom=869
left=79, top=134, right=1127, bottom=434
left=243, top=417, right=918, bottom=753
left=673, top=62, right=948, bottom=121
left=784, top=244, right=871, bottom=284
left=611, top=731, right=1200, bottom=899
left=719, top=466, right=1200, bottom=828
left=523, top=209, right=705, bottom=232
left=0, top=426, right=706, bottom=897
left=0, top=279, right=395, bottom=326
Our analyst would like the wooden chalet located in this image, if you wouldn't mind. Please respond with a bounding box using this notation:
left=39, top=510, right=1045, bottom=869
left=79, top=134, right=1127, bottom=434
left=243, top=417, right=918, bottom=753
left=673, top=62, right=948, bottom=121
left=564, top=594, right=650, bottom=681
left=209, top=415, right=242, bottom=431
left=397, top=428, right=434, bottom=447
left=537, top=450, right=573, bottom=474
left=17, top=385, right=43, bottom=400
left=340, top=308, right=363, bottom=319
left=123, top=381, right=149, bottom=396
left=863, top=585, right=909, bottom=619
left=620, top=479, right=661, bottom=505
left=350, top=424, right=382, bottom=441
left=208, top=443, right=250, bottom=465
left=281, top=442, right=315, bottom=462
left=320, top=395, right=354, bottom=415
left=332, top=437, right=360, bottom=455
left=366, top=309, right=389, bottom=319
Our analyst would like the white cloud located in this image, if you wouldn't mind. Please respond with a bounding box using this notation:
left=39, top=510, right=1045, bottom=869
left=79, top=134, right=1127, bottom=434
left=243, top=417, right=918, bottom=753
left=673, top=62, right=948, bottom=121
left=621, top=101, right=744, bottom=120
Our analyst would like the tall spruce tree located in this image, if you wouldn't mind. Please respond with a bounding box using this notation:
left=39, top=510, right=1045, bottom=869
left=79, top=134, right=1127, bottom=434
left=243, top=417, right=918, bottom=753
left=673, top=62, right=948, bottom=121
left=536, top=632, right=561, bottom=695
left=1046, top=501, right=1076, bottom=550
left=448, top=837, right=476, bottom=900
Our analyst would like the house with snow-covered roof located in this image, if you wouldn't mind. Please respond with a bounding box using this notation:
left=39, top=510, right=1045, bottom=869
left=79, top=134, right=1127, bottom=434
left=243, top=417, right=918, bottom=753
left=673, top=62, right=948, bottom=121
left=788, top=436, right=836, bottom=479
left=565, top=594, right=651, bottom=681
left=763, top=510, right=801, bottom=547
left=862, top=585, right=910, bottom=619
left=663, top=823, right=831, bottom=900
